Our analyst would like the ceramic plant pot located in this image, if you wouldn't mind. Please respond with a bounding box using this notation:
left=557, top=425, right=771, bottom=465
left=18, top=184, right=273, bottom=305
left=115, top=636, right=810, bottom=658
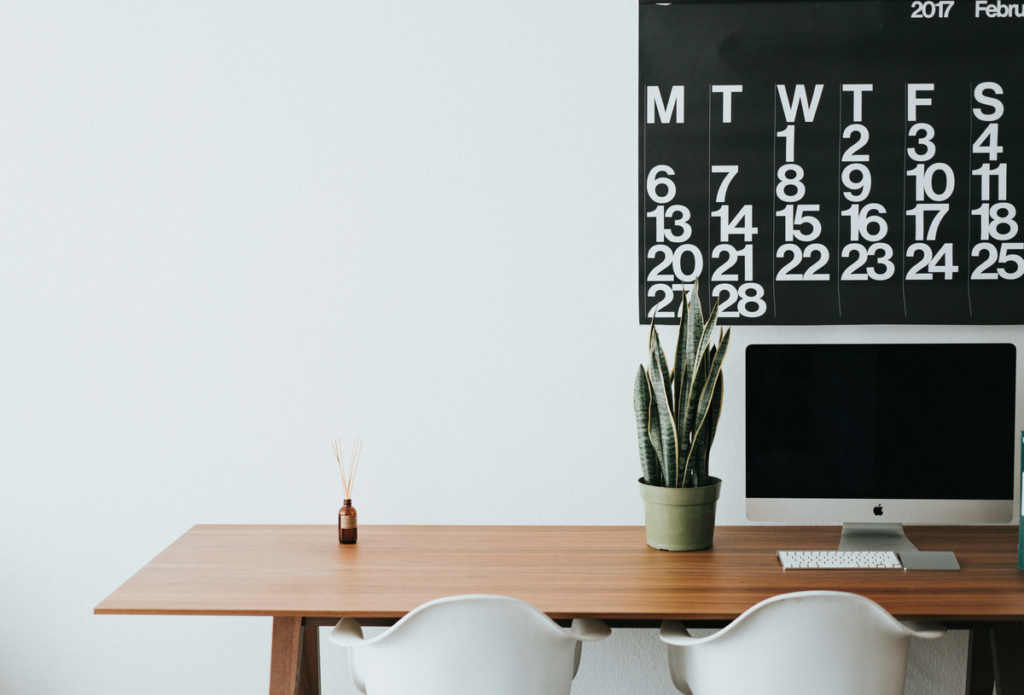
left=638, top=477, right=722, bottom=551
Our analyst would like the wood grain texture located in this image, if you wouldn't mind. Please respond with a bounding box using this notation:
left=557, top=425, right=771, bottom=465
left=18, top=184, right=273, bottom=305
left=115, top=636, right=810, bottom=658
left=269, top=617, right=301, bottom=695
left=298, top=623, right=320, bottom=695
left=94, top=525, right=1024, bottom=622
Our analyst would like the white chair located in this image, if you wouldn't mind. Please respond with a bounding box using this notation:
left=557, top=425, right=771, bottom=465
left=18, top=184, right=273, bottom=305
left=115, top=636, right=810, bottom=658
left=329, top=594, right=611, bottom=695
left=659, top=590, right=946, bottom=695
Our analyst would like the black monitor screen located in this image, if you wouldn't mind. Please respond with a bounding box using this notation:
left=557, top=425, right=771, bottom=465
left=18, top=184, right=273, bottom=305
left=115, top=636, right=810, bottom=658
left=746, top=344, right=1015, bottom=501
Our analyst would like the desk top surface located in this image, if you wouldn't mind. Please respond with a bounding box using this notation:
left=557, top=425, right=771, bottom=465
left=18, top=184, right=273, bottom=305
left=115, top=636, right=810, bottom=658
left=94, top=524, right=1024, bottom=623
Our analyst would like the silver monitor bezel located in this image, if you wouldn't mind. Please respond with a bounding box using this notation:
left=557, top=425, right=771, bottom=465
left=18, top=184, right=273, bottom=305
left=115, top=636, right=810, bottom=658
left=746, top=497, right=1014, bottom=524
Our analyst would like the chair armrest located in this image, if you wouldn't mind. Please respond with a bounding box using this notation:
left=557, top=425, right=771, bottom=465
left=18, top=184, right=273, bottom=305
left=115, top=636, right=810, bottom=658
left=659, top=620, right=706, bottom=646
left=568, top=620, right=609, bottom=681
left=329, top=617, right=365, bottom=646
left=570, top=618, right=611, bottom=642
left=899, top=620, right=947, bottom=639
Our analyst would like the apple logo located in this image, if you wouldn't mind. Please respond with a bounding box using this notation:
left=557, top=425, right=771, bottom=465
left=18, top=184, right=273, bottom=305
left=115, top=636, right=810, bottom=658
left=873, top=504, right=884, bottom=516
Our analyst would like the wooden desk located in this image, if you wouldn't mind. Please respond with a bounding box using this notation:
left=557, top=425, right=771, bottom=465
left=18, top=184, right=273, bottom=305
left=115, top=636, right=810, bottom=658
left=95, top=525, right=1024, bottom=695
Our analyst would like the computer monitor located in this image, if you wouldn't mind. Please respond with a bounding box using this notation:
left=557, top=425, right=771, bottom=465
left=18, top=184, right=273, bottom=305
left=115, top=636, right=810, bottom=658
left=746, top=343, right=1016, bottom=551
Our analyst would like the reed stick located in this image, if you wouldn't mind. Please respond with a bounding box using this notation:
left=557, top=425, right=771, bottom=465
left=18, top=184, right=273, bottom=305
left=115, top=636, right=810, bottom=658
left=332, top=437, right=364, bottom=499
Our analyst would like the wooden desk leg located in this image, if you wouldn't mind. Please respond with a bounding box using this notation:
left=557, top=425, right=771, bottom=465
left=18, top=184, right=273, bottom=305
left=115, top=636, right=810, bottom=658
left=967, top=623, right=1024, bottom=695
left=991, top=622, right=1024, bottom=695
left=298, top=623, right=322, bottom=695
left=269, top=617, right=321, bottom=695
left=966, top=626, right=995, bottom=695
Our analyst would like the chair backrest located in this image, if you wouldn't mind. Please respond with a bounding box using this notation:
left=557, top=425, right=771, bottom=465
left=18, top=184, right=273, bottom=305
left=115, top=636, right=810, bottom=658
left=343, top=595, right=584, bottom=695
left=662, top=591, right=946, bottom=695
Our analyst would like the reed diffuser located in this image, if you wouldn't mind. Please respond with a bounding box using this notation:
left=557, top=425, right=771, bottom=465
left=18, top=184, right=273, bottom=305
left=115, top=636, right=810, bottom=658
left=332, top=437, right=363, bottom=544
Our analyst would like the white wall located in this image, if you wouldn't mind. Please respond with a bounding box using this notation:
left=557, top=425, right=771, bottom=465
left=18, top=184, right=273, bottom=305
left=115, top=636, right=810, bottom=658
left=0, top=2, right=1017, bottom=694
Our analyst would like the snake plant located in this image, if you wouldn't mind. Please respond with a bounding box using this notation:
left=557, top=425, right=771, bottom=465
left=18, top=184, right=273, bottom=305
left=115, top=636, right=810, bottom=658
left=633, top=281, right=731, bottom=488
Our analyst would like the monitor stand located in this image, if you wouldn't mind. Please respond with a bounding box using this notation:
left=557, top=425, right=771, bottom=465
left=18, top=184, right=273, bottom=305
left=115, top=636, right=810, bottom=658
left=837, top=522, right=960, bottom=570
left=838, top=523, right=919, bottom=552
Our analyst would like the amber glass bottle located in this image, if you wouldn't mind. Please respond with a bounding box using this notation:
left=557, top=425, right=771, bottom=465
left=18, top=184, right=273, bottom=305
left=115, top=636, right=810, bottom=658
left=339, top=499, right=357, bottom=544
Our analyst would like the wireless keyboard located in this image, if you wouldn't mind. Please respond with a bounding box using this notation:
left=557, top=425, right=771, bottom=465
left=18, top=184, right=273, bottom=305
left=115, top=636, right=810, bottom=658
left=777, top=550, right=903, bottom=569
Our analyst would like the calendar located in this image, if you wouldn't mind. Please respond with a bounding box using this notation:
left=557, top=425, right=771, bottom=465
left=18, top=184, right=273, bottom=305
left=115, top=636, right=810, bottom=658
left=639, top=0, right=1024, bottom=324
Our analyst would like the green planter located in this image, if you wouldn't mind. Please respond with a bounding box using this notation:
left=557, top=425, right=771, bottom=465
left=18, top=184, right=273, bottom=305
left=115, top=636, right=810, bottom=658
left=638, top=477, right=722, bottom=551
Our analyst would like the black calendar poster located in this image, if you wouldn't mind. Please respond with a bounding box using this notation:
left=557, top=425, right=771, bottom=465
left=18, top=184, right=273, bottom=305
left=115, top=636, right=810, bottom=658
left=639, top=0, right=1024, bottom=324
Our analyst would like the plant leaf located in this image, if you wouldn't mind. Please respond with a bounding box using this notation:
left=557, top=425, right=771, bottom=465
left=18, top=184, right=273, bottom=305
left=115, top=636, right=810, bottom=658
left=689, top=418, right=708, bottom=487
left=676, top=283, right=704, bottom=459
left=706, top=366, right=724, bottom=456
left=681, top=282, right=703, bottom=409
left=681, top=328, right=731, bottom=485
left=647, top=347, right=679, bottom=487
left=679, top=289, right=723, bottom=473
left=680, top=351, right=707, bottom=456
left=672, top=290, right=689, bottom=418
left=646, top=370, right=664, bottom=482
left=693, top=300, right=720, bottom=377
left=633, top=365, right=663, bottom=487
left=701, top=336, right=726, bottom=483
left=650, top=327, right=673, bottom=419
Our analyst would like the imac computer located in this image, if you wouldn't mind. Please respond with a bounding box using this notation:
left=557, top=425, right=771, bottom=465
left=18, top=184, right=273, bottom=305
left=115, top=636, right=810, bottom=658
left=746, top=343, right=1016, bottom=554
